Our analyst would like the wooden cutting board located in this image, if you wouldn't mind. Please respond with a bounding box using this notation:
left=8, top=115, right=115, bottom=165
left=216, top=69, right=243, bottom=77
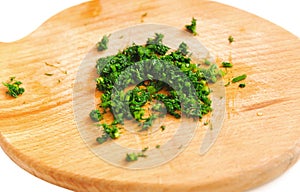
left=0, top=0, right=300, bottom=191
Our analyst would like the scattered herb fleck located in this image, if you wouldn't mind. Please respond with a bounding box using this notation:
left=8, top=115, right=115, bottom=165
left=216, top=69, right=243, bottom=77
left=232, top=74, right=247, bottom=83
left=222, top=61, right=233, bottom=68
left=160, top=125, right=166, bottom=131
left=89, top=109, right=103, bottom=122
left=142, top=147, right=149, bottom=152
left=97, top=35, right=109, bottom=51
left=204, top=59, right=211, bottom=66
left=224, top=81, right=231, bottom=87
left=177, top=42, right=189, bottom=56
left=156, top=145, right=160, bottom=149
left=228, top=35, right=234, bottom=43
left=126, top=153, right=138, bottom=162
left=185, top=17, right=197, bottom=35
left=126, top=148, right=148, bottom=162
left=2, top=77, right=25, bottom=98
left=96, top=135, right=108, bottom=144
left=239, top=83, right=246, bottom=88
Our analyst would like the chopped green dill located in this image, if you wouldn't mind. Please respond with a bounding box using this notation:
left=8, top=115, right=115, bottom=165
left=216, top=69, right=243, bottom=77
left=204, top=59, right=211, bottom=66
left=142, top=147, right=149, bottom=152
left=126, top=148, right=148, bottom=162
left=232, top=74, right=247, bottom=83
left=228, top=35, right=234, bottom=43
left=221, top=61, right=233, bottom=68
left=239, top=83, right=246, bottom=88
left=126, top=153, right=139, bottom=162
left=185, top=17, right=197, bottom=35
left=99, top=123, right=120, bottom=139
left=156, top=144, right=160, bottom=149
left=160, top=125, right=166, bottom=131
left=177, top=42, right=189, bottom=56
left=96, top=134, right=108, bottom=144
left=93, top=33, right=223, bottom=144
left=44, top=73, right=54, bottom=76
left=97, top=35, right=109, bottom=51
left=141, top=114, right=158, bottom=131
left=224, top=82, right=231, bottom=87
left=89, top=109, right=103, bottom=122
left=2, top=77, right=25, bottom=98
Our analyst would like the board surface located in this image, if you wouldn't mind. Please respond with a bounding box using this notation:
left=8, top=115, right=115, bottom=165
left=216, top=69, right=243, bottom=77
left=0, top=0, right=300, bottom=191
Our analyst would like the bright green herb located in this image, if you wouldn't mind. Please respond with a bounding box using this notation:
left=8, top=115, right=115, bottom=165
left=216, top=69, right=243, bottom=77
left=232, top=74, right=247, bottom=83
left=97, top=123, right=120, bottom=139
left=222, top=61, right=233, bottom=68
left=228, top=35, right=234, bottom=43
left=126, top=153, right=139, bottom=161
left=224, top=82, right=230, bottom=87
left=239, top=83, right=246, bottom=88
left=177, top=42, right=188, bottom=56
left=185, top=17, right=197, bottom=35
left=92, top=33, right=223, bottom=144
left=2, top=77, right=25, bottom=98
left=142, top=147, right=149, bottom=152
left=89, top=109, right=103, bottom=122
left=204, top=59, right=211, bottom=66
left=141, top=114, right=158, bottom=131
left=97, top=35, right=109, bottom=51
left=96, top=135, right=108, bottom=144
left=126, top=149, right=147, bottom=162
left=126, top=152, right=147, bottom=162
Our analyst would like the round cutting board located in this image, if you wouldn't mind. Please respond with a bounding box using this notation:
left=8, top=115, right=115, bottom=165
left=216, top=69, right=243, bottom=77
left=0, top=1, right=300, bottom=191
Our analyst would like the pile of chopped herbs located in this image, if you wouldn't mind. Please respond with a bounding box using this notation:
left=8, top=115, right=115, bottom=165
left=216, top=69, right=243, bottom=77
left=91, top=33, right=223, bottom=144
left=2, top=77, right=25, bottom=98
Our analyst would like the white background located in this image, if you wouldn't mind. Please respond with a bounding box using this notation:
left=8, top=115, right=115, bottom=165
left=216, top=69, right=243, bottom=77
left=0, top=0, right=299, bottom=191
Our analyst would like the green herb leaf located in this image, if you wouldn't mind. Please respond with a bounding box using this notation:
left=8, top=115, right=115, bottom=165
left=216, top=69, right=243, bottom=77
left=185, top=17, right=197, bottom=35
left=89, top=109, right=103, bottom=122
left=228, top=35, right=234, bottom=43
left=126, top=153, right=139, bottom=162
left=97, top=35, right=109, bottom=51
left=232, top=74, right=247, bottom=83
left=239, top=83, right=246, bottom=88
left=2, top=77, right=25, bottom=98
left=221, top=61, right=233, bottom=68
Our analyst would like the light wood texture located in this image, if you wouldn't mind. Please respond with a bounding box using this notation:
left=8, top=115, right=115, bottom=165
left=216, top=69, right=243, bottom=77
left=0, top=0, right=300, bottom=191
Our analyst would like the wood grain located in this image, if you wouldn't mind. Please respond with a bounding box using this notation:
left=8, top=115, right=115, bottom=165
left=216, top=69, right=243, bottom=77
left=0, top=0, right=300, bottom=191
